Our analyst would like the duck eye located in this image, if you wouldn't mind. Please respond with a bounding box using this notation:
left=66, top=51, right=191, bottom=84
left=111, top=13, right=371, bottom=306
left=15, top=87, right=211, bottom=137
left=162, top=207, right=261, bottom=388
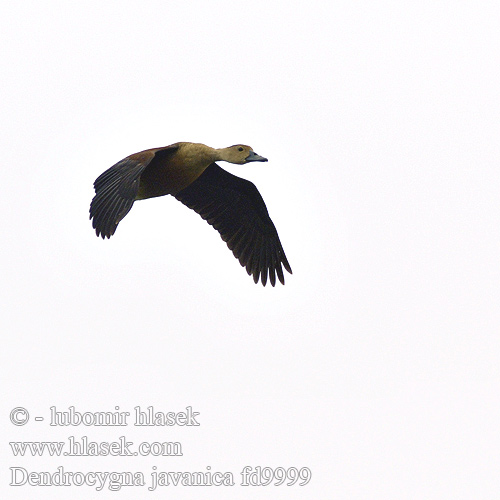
left=238, top=147, right=243, bottom=152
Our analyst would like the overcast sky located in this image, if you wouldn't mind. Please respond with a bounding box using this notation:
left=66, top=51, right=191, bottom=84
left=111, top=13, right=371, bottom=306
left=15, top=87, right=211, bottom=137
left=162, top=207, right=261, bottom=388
left=1, top=1, right=499, bottom=499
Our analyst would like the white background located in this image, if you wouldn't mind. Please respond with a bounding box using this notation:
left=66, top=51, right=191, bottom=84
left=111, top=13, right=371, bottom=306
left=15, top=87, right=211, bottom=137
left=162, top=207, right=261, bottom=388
left=1, top=1, right=499, bottom=498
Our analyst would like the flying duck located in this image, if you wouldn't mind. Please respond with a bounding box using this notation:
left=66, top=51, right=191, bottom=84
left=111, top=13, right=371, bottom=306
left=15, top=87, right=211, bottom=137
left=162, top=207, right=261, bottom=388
left=89, top=142, right=292, bottom=286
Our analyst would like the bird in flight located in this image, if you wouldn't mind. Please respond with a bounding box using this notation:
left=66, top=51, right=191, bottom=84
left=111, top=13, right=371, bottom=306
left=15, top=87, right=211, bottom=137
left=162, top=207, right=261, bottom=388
left=89, top=142, right=292, bottom=286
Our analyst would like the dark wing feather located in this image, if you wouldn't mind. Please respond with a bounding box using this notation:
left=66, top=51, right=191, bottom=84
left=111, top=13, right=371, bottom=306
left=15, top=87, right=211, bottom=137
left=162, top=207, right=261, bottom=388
left=175, top=163, right=292, bottom=286
left=90, top=158, right=148, bottom=238
left=89, top=146, right=178, bottom=238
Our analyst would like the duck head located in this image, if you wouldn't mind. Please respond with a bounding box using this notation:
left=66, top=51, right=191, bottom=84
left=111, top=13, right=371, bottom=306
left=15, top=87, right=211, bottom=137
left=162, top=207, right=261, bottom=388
left=217, top=145, right=268, bottom=165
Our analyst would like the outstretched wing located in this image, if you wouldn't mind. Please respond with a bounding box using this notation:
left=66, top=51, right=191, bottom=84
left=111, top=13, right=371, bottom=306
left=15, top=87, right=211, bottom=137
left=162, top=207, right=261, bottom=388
left=89, top=146, right=177, bottom=238
left=175, top=163, right=292, bottom=286
left=90, top=158, right=148, bottom=238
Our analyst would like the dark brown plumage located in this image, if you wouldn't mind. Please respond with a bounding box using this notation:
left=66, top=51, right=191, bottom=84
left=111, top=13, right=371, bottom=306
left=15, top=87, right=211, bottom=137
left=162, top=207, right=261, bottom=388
left=89, top=142, right=292, bottom=286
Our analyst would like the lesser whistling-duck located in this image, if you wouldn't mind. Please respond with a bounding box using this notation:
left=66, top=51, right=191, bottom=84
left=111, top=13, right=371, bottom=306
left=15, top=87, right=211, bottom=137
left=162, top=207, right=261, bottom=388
left=89, top=142, right=292, bottom=286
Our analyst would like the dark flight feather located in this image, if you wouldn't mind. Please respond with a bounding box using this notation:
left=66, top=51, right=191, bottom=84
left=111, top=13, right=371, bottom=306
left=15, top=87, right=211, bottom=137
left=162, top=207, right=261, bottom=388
left=175, top=163, right=292, bottom=286
left=90, top=158, right=148, bottom=238
left=89, top=145, right=179, bottom=238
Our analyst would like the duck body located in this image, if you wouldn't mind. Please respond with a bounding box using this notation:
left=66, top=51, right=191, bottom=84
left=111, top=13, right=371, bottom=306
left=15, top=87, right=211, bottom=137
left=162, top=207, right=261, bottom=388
left=136, top=142, right=216, bottom=199
left=90, top=142, right=292, bottom=286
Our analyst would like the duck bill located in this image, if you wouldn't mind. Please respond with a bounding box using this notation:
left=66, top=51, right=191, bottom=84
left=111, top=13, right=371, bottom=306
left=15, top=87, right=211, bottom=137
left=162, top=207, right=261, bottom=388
left=245, top=151, right=268, bottom=162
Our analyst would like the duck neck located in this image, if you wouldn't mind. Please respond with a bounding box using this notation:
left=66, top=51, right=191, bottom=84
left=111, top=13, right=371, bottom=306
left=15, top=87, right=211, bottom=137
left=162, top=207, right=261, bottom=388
left=214, top=146, right=232, bottom=163
left=178, top=142, right=219, bottom=165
